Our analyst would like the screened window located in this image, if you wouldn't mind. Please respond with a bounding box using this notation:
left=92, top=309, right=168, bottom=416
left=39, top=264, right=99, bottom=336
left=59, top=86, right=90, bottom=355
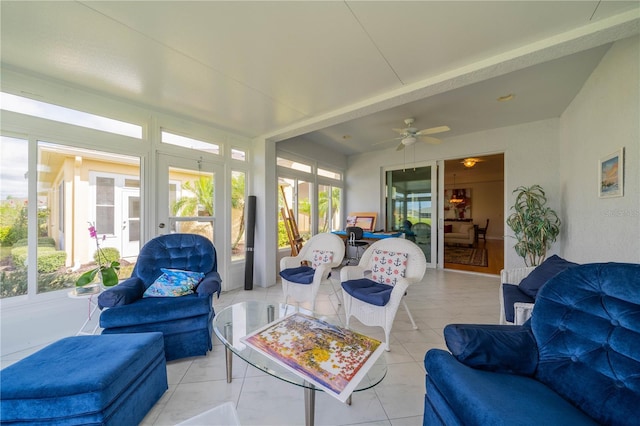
left=231, top=148, right=246, bottom=161
left=96, top=177, right=115, bottom=235
left=1, top=92, right=142, bottom=138
left=161, top=130, right=220, bottom=155
left=277, top=157, right=312, bottom=173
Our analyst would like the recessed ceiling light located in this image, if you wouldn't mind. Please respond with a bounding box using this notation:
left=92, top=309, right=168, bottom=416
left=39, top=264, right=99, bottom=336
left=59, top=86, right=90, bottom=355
left=497, top=94, right=515, bottom=102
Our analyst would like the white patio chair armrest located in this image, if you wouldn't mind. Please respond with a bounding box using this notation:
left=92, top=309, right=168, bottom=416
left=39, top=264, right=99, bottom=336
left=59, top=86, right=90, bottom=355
left=340, top=265, right=367, bottom=282
left=514, top=302, right=535, bottom=325
left=280, top=255, right=304, bottom=270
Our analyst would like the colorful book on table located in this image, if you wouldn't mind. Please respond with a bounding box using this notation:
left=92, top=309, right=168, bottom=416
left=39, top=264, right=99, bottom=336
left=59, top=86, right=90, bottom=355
left=241, top=312, right=384, bottom=402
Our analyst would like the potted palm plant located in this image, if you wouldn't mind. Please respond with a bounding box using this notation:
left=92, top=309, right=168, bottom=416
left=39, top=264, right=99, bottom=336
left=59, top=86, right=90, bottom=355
left=506, top=185, right=561, bottom=266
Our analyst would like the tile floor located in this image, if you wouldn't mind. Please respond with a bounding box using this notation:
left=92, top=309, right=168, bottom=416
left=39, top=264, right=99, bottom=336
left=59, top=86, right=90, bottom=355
left=142, top=269, right=500, bottom=425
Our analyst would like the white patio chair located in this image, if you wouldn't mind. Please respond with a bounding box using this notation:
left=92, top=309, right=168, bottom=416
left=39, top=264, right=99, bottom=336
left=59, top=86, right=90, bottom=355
left=499, top=266, right=536, bottom=325
left=340, top=238, right=427, bottom=351
left=279, top=232, right=345, bottom=311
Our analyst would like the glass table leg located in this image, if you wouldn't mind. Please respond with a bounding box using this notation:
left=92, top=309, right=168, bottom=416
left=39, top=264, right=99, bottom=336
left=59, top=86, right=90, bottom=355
left=303, top=381, right=316, bottom=426
left=224, top=322, right=233, bottom=383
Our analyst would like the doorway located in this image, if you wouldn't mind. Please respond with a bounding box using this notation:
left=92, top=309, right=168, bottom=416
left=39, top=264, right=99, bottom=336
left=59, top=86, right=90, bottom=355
left=443, top=154, right=504, bottom=274
left=384, top=162, right=437, bottom=267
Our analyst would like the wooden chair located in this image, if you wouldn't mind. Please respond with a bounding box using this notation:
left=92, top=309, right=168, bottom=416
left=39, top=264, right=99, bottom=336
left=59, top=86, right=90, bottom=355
left=477, top=219, right=489, bottom=241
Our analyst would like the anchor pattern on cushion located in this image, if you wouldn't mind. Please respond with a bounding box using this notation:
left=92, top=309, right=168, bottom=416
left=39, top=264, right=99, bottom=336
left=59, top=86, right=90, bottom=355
left=371, top=249, right=408, bottom=285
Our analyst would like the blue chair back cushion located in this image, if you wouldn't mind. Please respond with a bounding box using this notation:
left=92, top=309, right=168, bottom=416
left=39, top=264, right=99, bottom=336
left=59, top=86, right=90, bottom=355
left=532, top=263, right=640, bottom=426
left=133, top=233, right=216, bottom=288
left=342, top=278, right=393, bottom=306
left=518, top=254, right=578, bottom=298
left=280, top=265, right=315, bottom=284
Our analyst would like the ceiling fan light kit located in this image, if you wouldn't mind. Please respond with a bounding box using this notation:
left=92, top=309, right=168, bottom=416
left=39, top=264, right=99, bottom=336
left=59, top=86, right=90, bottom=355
left=392, top=117, right=450, bottom=151
left=462, top=157, right=482, bottom=168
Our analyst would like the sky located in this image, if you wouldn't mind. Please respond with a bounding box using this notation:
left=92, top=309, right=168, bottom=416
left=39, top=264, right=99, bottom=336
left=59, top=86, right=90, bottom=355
left=0, top=136, right=28, bottom=200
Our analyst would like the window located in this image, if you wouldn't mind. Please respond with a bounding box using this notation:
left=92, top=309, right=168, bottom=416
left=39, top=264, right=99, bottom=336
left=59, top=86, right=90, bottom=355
left=96, top=177, right=115, bottom=235
left=277, top=157, right=312, bottom=173
left=231, top=171, right=246, bottom=261
left=35, top=142, right=141, bottom=295
left=161, top=130, right=220, bottom=155
left=318, top=167, right=341, bottom=180
left=1, top=92, right=142, bottom=138
left=0, top=136, right=29, bottom=297
left=231, top=148, right=246, bottom=161
left=318, top=185, right=342, bottom=232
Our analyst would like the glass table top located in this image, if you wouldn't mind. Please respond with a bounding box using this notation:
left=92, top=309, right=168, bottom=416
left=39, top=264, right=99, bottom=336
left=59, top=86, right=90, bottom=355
left=212, top=300, right=387, bottom=391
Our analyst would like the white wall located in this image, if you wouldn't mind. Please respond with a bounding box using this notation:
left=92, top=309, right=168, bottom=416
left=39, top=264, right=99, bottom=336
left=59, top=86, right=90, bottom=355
left=345, top=36, right=639, bottom=269
left=347, top=119, right=561, bottom=269
left=277, top=137, right=348, bottom=171
left=559, top=35, right=640, bottom=263
left=444, top=178, right=503, bottom=240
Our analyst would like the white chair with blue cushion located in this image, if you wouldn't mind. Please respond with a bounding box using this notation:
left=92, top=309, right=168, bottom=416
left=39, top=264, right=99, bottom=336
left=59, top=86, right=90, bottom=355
left=340, top=237, right=427, bottom=351
left=279, top=232, right=345, bottom=311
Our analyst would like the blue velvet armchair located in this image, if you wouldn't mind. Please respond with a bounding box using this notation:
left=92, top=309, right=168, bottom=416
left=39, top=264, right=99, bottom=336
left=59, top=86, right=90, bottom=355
left=98, top=233, right=222, bottom=361
left=424, top=262, right=640, bottom=425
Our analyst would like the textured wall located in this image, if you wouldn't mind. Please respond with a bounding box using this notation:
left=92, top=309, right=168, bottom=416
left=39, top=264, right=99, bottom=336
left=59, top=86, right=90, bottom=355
left=559, top=35, right=640, bottom=263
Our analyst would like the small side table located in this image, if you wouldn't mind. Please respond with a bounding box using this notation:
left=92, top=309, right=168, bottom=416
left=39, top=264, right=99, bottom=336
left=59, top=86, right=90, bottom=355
left=67, top=285, right=102, bottom=336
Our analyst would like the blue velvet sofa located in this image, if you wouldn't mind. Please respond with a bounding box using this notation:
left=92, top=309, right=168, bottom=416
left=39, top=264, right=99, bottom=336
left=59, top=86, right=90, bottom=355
left=98, top=234, right=222, bottom=361
left=424, top=262, right=640, bottom=425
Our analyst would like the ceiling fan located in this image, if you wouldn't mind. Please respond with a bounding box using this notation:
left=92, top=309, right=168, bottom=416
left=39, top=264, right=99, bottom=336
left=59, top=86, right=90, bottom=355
left=391, top=118, right=450, bottom=151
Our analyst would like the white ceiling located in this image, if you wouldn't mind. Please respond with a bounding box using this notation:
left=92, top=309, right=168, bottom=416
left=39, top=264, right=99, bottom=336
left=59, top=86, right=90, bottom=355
left=1, top=1, right=639, bottom=155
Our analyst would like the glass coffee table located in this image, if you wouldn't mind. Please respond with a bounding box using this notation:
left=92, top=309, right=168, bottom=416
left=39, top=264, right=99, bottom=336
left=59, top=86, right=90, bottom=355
left=212, top=300, right=387, bottom=426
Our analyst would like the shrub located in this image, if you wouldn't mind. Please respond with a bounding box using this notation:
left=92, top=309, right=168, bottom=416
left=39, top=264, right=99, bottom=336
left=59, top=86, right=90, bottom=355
left=13, top=237, right=56, bottom=247
left=0, top=268, right=27, bottom=298
left=10, top=246, right=67, bottom=272
left=94, top=247, right=120, bottom=264
left=0, top=226, right=12, bottom=246
left=38, top=251, right=67, bottom=273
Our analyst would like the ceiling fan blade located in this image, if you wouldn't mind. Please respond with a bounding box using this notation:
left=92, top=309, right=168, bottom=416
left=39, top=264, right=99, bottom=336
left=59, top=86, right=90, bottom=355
left=419, top=136, right=442, bottom=144
left=416, top=125, right=450, bottom=136
left=396, top=142, right=406, bottom=151
left=392, top=128, right=408, bottom=135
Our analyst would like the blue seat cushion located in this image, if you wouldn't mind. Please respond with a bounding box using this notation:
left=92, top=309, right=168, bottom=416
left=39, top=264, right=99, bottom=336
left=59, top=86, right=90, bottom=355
left=518, top=255, right=578, bottom=298
left=342, top=278, right=393, bottom=306
left=100, top=293, right=212, bottom=328
left=425, top=349, right=598, bottom=425
left=280, top=265, right=315, bottom=284
left=502, top=283, right=534, bottom=323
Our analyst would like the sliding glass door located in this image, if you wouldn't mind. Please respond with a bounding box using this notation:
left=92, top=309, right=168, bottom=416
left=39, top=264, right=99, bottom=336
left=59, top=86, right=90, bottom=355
left=384, top=163, right=437, bottom=267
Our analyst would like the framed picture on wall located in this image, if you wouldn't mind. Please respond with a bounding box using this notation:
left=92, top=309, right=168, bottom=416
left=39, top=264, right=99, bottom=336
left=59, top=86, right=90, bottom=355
left=599, top=148, right=624, bottom=198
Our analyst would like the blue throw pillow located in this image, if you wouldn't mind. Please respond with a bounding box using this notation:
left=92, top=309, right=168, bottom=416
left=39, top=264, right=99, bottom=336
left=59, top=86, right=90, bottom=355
left=444, top=324, right=538, bottom=376
left=143, top=268, right=204, bottom=297
left=518, top=255, right=578, bottom=298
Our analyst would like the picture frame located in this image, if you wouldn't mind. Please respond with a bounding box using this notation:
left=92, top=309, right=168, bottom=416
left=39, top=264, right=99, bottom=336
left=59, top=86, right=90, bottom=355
left=599, top=148, right=624, bottom=198
left=346, top=212, right=377, bottom=232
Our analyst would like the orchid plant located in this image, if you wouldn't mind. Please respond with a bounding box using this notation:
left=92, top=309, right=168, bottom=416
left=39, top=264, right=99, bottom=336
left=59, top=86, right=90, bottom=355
left=75, top=223, right=121, bottom=287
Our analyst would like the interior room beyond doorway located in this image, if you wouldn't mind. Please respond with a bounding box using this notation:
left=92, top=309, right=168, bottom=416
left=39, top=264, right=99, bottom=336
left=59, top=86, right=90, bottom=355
left=444, top=153, right=504, bottom=274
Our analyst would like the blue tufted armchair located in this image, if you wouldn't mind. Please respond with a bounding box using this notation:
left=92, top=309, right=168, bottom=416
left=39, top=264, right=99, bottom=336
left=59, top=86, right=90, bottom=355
left=424, top=262, right=640, bottom=425
left=98, top=234, right=222, bottom=361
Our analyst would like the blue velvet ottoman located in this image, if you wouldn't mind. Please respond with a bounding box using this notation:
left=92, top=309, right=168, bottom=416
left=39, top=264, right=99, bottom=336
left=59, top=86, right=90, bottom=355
left=0, top=332, right=168, bottom=425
